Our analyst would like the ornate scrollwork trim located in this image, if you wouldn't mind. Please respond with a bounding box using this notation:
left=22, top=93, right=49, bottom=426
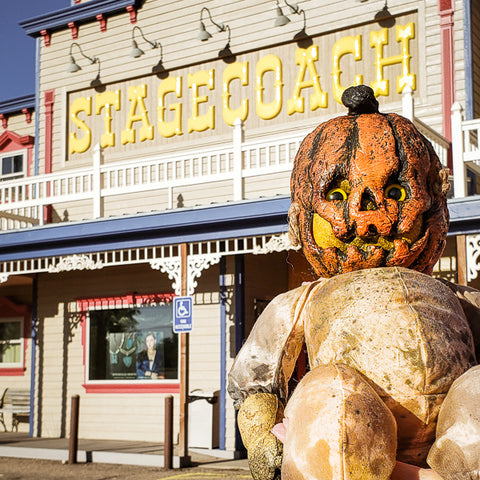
left=253, top=232, right=301, bottom=255
left=48, top=255, right=104, bottom=273
left=0, top=273, right=9, bottom=283
left=188, top=254, right=221, bottom=296
left=467, top=234, right=480, bottom=281
left=150, top=258, right=182, bottom=295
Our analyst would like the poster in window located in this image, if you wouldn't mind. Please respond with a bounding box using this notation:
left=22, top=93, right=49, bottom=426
left=107, top=332, right=137, bottom=379
left=136, top=331, right=165, bottom=379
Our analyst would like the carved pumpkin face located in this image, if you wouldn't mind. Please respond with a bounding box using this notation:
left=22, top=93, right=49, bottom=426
left=289, top=86, right=449, bottom=278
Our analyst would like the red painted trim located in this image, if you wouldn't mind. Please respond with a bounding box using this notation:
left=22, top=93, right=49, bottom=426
left=0, top=114, right=7, bottom=129
left=68, top=22, right=78, bottom=40
left=126, top=5, right=137, bottom=24
left=40, top=30, right=51, bottom=47
left=77, top=292, right=176, bottom=393
left=0, top=368, right=26, bottom=376
left=44, top=90, right=55, bottom=223
left=96, top=14, right=107, bottom=32
left=438, top=0, right=455, bottom=153
left=21, top=108, right=32, bottom=124
left=0, top=131, right=34, bottom=151
left=83, top=383, right=180, bottom=394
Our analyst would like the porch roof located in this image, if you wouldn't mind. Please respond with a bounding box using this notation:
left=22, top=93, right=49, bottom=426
left=0, top=195, right=479, bottom=263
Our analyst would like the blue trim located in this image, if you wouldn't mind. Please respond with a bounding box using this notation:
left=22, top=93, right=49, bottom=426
left=464, top=0, right=473, bottom=120
left=20, top=0, right=142, bottom=37
left=0, top=195, right=480, bottom=262
left=0, top=197, right=291, bottom=262
left=34, top=38, right=40, bottom=177
left=447, top=196, right=480, bottom=235
left=29, top=275, right=38, bottom=437
left=0, top=95, right=35, bottom=116
left=219, top=257, right=227, bottom=451
left=234, top=255, right=245, bottom=453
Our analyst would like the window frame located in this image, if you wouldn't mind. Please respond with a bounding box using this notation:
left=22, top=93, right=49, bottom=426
left=78, top=293, right=180, bottom=394
left=0, top=298, right=30, bottom=376
left=0, top=148, right=27, bottom=181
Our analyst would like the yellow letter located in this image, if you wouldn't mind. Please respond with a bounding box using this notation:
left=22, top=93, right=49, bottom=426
left=332, top=35, right=363, bottom=104
left=370, top=22, right=416, bottom=96
left=287, top=45, right=327, bottom=115
left=188, top=70, right=215, bottom=133
left=69, top=96, right=92, bottom=154
left=158, top=77, right=183, bottom=138
left=255, top=55, right=283, bottom=120
left=95, top=90, right=121, bottom=148
left=121, top=84, right=154, bottom=145
left=222, top=62, right=249, bottom=126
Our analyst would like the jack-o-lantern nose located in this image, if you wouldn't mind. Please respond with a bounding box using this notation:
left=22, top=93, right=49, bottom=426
left=349, top=187, right=394, bottom=238
left=360, top=188, right=378, bottom=211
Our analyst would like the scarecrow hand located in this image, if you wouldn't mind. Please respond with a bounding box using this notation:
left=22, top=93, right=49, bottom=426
left=237, top=393, right=284, bottom=480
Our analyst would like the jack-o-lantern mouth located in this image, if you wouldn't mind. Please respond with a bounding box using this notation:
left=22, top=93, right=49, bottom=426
left=312, top=214, right=423, bottom=254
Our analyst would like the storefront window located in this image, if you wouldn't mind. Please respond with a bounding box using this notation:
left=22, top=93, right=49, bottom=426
left=88, top=303, right=178, bottom=382
left=0, top=318, right=23, bottom=367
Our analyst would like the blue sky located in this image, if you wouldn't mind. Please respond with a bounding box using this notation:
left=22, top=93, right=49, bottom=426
left=0, top=1, right=69, bottom=103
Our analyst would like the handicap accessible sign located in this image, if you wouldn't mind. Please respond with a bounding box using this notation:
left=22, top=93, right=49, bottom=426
left=173, top=296, right=193, bottom=333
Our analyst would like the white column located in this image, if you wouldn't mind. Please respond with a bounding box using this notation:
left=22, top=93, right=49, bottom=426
left=233, top=118, right=243, bottom=202
left=92, top=144, right=102, bottom=218
left=451, top=102, right=467, bottom=198
left=401, top=85, right=414, bottom=121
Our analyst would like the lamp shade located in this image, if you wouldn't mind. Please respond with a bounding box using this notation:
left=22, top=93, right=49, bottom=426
left=198, top=21, right=212, bottom=41
left=130, top=40, right=145, bottom=58
left=67, top=56, right=81, bottom=73
left=274, top=6, right=291, bottom=27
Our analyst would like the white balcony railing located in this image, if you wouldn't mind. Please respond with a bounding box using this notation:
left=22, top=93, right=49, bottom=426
left=451, top=102, right=480, bottom=198
left=0, top=90, right=451, bottom=232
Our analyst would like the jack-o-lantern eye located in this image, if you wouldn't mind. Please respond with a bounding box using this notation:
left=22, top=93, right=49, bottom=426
left=385, top=184, right=407, bottom=201
left=326, top=188, right=348, bottom=201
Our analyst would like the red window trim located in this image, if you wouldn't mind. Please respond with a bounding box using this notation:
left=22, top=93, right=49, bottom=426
left=0, top=298, right=30, bottom=377
left=77, top=292, right=178, bottom=394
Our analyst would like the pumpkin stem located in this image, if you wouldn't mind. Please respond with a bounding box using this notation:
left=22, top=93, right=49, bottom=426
left=342, top=85, right=379, bottom=115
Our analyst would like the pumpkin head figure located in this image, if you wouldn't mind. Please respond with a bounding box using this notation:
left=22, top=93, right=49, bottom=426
left=289, top=85, right=450, bottom=278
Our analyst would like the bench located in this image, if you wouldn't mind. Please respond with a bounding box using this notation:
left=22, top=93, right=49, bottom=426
left=0, top=388, right=30, bottom=432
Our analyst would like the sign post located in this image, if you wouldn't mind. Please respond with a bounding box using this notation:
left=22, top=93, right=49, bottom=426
left=178, top=243, right=191, bottom=466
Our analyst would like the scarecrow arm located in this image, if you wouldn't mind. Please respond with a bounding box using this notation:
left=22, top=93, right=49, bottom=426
left=227, top=281, right=321, bottom=480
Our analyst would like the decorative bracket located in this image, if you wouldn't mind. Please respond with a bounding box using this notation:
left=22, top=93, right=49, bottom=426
left=126, top=5, right=137, bottom=24
left=22, top=108, right=32, bottom=124
left=48, top=254, right=104, bottom=273
left=150, top=257, right=181, bottom=295
left=253, top=232, right=301, bottom=255
left=0, top=274, right=9, bottom=284
left=96, top=14, right=107, bottom=32
left=0, top=114, right=7, bottom=129
left=40, top=30, right=51, bottom=47
left=188, top=254, right=221, bottom=295
left=467, top=234, right=480, bottom=282
left=151, top=253, right=221, bottom=295
left=68, top=22, right=79, bottom=40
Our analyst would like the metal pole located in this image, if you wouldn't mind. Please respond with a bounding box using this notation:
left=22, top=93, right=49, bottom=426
left=68, top=395, right=80, bottom=464
left=178, top=243, right=191, bottom=466
left=164, top=395, right=173, bottom=469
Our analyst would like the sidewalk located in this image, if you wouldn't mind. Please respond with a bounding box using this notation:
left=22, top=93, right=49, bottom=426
left=0, top=432, right=249, bottom=471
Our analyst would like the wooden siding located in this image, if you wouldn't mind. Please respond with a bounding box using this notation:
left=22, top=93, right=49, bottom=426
left=31, top=0, right=464, bottom=222
left=472, top=1, right=480, bottom=118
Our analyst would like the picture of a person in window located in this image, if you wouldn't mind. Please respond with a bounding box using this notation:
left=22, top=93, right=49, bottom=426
left=136, top=332, right=164, bottom=379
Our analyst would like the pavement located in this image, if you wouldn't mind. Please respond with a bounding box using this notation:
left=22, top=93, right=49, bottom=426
left=0, top=432, right=249, bottom=471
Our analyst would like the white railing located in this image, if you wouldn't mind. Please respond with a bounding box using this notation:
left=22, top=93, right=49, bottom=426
left=0, top=89, right=453, bottom=232
left=0, top=124, right=306, bottom=231
left=451, top=102, right=480, bottom=198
